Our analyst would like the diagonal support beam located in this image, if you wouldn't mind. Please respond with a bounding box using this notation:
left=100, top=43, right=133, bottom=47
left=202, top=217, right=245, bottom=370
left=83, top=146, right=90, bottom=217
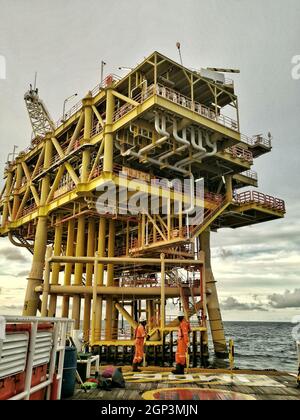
left=146, top=213, right=167, bottom=241
left=65, top=162, right=80, bottom=185
left=88, top=140, right=104, bottom=181
left=112, top=90, right=139, bottom=107
left=46, top=166, right=65, bottom=205
left=115, top=302, right=138, bottom=329
left=92, top=105, right=105, bottom=128
left=66, top=111, right=85, bottom=155
left=51, top=137, right=65, bottom=159
left=32, top=146, right=45, bottom=178
left=15, top=187, right=30, bottom=219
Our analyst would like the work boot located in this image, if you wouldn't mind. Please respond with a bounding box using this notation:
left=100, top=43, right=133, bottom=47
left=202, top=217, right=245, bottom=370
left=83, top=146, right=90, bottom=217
left=132, top=363, right=141, bottom=372
left=172, top=364, right=184, bottom=375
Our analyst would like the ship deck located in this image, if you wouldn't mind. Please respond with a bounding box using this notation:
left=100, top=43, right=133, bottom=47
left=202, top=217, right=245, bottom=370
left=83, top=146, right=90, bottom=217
left=70, top=368, right=300, bottom=401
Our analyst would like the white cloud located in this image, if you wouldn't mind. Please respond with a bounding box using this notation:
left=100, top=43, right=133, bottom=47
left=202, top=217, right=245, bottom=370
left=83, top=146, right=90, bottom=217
left=269, top=289, right=300, bottom=309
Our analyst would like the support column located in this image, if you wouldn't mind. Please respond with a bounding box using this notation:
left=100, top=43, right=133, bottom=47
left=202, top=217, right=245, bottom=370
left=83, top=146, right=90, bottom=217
left=225, top=175, right=233, bottom=201
left=72, top=216, right=85, bottom=329
left=61, top=219, right=75, bottom=317
left=23, top=136, right=52, bottom=316
left=200, top=229, right=228, bottom=357
left=105, top=220, right=116, bottom=340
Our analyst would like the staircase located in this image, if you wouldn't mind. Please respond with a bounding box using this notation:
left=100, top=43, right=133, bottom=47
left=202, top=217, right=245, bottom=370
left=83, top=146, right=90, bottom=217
left=190, top=197, right=230, bottom=239
left=170, top=269, right=203, bottom=327
left=13, top=234, right=34, bottom=255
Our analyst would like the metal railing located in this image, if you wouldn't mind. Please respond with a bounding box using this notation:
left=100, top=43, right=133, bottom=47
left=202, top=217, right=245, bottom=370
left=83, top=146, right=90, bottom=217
left=236, top=191, right=286, bottom=213
left=241, top=134, right=272, bottom=149
left=21, top=203, right=38, bottom=217
left=225, top=145, right=253, bottom=163
left=111, top=83, right=239, bottom=132
left=239, top=170, right=258, bottom=180
left=156, top=84, right=239, bottom=131
left=55, top=74, right=122, bottom=129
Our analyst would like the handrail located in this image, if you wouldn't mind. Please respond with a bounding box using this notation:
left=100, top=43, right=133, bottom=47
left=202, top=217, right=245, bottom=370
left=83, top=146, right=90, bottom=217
left=239, top=170, right=258, bottom=180
left=241, top=133, right=272, bottom=149
left=236, top=190, right=286, bottom=213
left=224, top=145, right=253, bottom=163
left=155, top=84, right=239, bottom=131
left=55, top=74, right=122, bottom=129
left=111, top=83, right=239, bottom=132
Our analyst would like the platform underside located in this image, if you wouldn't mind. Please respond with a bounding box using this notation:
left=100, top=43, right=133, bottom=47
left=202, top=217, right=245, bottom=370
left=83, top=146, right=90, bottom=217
left=70, top=368, right=300, bottom=400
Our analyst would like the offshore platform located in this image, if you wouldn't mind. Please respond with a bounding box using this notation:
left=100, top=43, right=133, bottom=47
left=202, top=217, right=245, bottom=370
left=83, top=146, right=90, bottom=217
left=0, top=51, right=286, bottom=366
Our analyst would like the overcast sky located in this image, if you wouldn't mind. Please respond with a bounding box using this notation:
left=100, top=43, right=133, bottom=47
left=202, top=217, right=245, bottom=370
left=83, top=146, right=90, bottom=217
left=0, top=0, right=299, bottom=321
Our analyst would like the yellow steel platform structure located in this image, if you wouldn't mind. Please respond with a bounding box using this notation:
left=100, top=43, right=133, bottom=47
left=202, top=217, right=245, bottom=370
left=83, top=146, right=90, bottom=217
left=0, top=51, right=286, bottom=363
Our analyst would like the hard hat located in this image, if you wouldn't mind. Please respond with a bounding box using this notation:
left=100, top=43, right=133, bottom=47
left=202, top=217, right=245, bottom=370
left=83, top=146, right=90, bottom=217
left=178, top=311, right=185, bottom=317
left=139, top=316, right=147, bottom=323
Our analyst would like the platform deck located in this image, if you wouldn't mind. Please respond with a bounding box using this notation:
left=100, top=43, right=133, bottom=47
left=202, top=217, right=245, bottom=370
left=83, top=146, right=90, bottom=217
left=70, top=368, right=300, bottom=401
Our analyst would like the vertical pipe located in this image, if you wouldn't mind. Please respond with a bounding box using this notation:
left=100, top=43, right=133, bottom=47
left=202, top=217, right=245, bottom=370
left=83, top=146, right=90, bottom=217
left=61, top=219, right=75, bottom=317
left=160, top=253, right=166, bottom=330
left=126, top=221, right=130, bottom=256
left=141, top=214, right=145, bottom=247
left=72, top=216, right=85, bottom=329
left=48, top=218, right=63, bottom=317
left=91, top=252, right=99, bottom=346
left=95, top=218, right=106, bottom=341
left=41, top=247, right=53, bottom=316
left=83, top=219, right=95, bottom=342
left=105, top=219, right=116, bottom=340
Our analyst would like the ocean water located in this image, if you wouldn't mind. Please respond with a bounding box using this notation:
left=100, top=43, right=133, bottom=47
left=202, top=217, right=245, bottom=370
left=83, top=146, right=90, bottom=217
left=210, top=322, right=299, bottom=372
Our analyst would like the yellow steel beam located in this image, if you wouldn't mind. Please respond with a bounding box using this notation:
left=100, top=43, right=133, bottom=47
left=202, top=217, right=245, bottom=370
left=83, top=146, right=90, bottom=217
left=92, top=105, right=104, bottom=128
left=66, top=111, right=84, bottom=154
left=232, top=204, right=285, bottom=217
left=65, top=162, right=80, bottom=185
left=45, top=165, right=65, bottom=204
left=51, top=136, right=65, bottom=158
left=35, top=285, right=183, bottom=298
left=112, top=90, right=140, bottom=107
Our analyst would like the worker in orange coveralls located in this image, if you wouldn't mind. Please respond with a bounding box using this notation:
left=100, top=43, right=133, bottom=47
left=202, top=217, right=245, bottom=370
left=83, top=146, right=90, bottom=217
left=132, top=316, right=149, bottom=372
left=172, top=310, right=191, bottom=375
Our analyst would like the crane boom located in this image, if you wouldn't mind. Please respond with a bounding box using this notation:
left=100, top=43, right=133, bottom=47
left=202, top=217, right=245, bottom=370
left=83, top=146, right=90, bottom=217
left=24, top=86, right=55, bottom=138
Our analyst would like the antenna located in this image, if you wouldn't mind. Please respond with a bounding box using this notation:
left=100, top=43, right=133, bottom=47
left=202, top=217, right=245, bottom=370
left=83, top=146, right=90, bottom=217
left=176, top=42, right=183, bottom=66
left=34, top=72, right=38, bottom=90
left=101, top=60, right=107, bottom=84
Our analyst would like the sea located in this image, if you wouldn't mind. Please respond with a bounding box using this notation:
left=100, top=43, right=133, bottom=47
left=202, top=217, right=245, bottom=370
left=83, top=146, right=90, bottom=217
left=211, top=322, right=299, bottom=373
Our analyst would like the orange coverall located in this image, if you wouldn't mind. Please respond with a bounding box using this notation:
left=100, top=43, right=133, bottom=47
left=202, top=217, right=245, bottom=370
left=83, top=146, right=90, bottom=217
left=175, top=319, right=191, bottom=366
left=133, top=324, right=147, bottom=364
